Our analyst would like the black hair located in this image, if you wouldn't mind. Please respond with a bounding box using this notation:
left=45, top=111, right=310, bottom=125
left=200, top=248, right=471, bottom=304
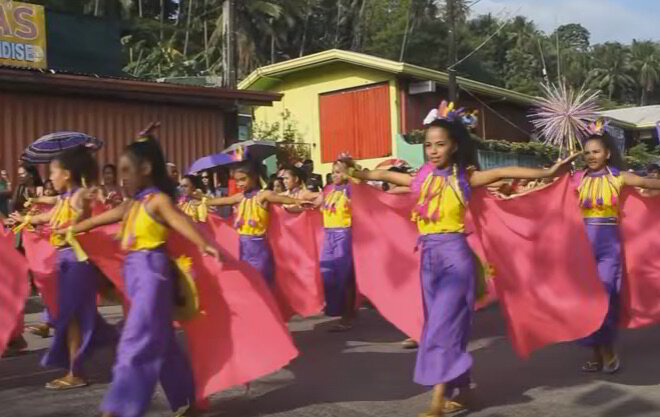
left=53, top=146, right=99, bottom=187
left=103, top=163, right=117, bottom=176
left=181, top=174, right=200, bottom=189
left=123, top=137, right=177, bottom=200
left=22, top=164, right=44, bottom=187
left=281, top=165, right=307, bottom=184
left=584, top=133, right=625, bottom=170
left=647, top=163, right=660, bottom=173
left=425, top=119, right=479, bottom=170
left=267, top=175, right=284, bottom=191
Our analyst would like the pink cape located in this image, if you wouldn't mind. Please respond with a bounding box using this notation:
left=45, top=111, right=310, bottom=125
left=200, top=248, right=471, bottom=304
left=469, top=176, right=608, bottom=356
left=619, top=189, right=660, bottom=328
left=352, top=177, right=612, bottom=357
left=20, top=222, right=298, bottom=399
left=0, top=228, right=30, bottom=355
left=208, top=208, right=325, bottom=320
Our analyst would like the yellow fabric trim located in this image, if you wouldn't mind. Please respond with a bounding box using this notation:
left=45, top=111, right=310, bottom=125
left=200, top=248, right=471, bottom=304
left=173, top=255, right=201, bottom=322
left=12, top=215, right=33, bottom=234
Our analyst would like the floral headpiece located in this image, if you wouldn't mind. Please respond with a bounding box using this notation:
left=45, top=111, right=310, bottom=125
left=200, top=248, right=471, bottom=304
left=136, top=121, right=161, bottom=142
left=230, top=145, right=248, bottom=161
left=337, top=152, right=353, bottom=161
left=461, top=110, right=479, bottom=130
left=423, top=100, right=466, bottom=126
left=586, top=119, right=608, bottom=137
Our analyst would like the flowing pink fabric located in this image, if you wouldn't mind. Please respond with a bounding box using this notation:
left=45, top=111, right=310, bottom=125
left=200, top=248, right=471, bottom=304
left=77, top=221, right=298, bottom=399
left=0, top=228, right=30, bottom=355
left=351, top=185, right=424, bottom=341
left=22, top=229, right=59, bottom=316
left=619, top=189, right=660, bottom=328
left=207, top=209, right=324, bottom=320
left=469, top=175, right=609, bottom=357
left=268, top=206, right=324, bottom=319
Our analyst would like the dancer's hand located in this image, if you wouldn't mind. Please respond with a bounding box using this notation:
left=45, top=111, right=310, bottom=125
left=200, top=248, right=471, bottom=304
left=548, top=152, right=583, bottom=177
left=202, top=245, right=221, bottom=262
left=9, top=212, right=24, bottom=224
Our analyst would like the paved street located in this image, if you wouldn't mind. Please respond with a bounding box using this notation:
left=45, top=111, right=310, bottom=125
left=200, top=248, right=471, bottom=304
left=2, top=304, right=660, bottom=417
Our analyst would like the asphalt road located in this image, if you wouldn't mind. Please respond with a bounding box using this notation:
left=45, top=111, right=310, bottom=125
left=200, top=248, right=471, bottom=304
left=2, top=304, right=660, bottom=417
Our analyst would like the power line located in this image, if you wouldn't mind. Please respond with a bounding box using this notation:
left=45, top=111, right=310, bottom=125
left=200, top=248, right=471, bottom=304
left=459, top=86, right=533, bottom=137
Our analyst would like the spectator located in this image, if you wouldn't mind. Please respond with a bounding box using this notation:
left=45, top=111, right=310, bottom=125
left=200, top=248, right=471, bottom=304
left=12, top=164, right=43, bottom=213
left=302, top=159, right=323, bottom=192
left=268, top=175, right=285, bottom=193
left=100, top=164, right=124, bottom=208
left=43, top=180, right=56, bottom=197
left=200, top=170, right=219, bottom=197
left=0, top=169, right=11, bottom=216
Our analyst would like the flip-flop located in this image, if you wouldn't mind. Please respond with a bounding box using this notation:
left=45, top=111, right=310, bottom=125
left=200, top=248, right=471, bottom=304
left=602, top=356, right=621, bottom=374
left=401, top=339, right=419, bottom=349
left=27, top=325, right=51, bottom=338
left=442, top=399, right=467, bottom=414
left=45, top=378, right=87, bottom=390
left=581, top=361, right=603, bottom=373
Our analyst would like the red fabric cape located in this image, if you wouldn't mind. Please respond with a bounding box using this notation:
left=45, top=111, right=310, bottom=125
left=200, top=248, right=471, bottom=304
left=206, top=207, right=325, bottom=320
left=20, top=221, right=298, bottom=399
left=352, top=177, right=616, bottom=357
left=0, top=228, right=30, bottom=355
left=618, top=189, right=660, bottom=328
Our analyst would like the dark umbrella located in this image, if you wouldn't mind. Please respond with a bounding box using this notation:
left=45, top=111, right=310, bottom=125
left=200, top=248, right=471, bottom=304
left=187, top=153, right=235, bottom=174
left=21, top=131, right=104, bottom=164
left=221, top=140, right=277, bottom=163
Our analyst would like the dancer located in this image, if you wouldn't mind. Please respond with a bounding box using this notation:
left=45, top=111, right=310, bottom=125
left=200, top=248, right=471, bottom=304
left=310, top=159, right=358, bottom=331
left=67, top=135, right=219, bottom=417
left=206, top=162, right=308, bottom=286
left=280, top=165, right=316, bottom=212
left=577, top=121, right=660, bottom=374
left=178, top=175, right=205, bottom=222
left=346, top=101, right=578, bottom=416
left=9, top=146, right=114, bottom=390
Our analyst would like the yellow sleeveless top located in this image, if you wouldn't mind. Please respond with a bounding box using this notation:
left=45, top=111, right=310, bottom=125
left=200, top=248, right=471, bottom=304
left=322, top=185, right=352, bottom=229
left=234, top=191, right=269, bottom=236
left=120, top=190, right=168, bottom=251
left=578, top=169, right=623, bottom=219
left=49, top=194, right=80, bottom=247
left=412, top=167, right=466, bottom=235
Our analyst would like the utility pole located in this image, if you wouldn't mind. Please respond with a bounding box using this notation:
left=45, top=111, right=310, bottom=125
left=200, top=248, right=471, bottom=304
left=222, top=0, right=237, bottom=88
left=447, top=0, right=458, bottom=102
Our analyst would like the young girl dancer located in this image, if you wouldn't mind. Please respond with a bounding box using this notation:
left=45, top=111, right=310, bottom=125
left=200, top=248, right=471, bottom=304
left=346, top=101, right=578, bottom=416
left=206, top=162, right=308, bottom=286
left=577, top=122, right=660, bottom=373
left=68, top=136, right=219, bottom=417
left=9, top=146, right=114, bottom=390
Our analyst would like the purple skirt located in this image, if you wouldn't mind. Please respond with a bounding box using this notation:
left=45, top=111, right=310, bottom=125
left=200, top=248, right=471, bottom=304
left=580, top=220, right=622, bottom=347
left=239, top=235, right=275, bottom=286
left=101, top=249, right=195, bottom=417
left=320, top=228, right=356, bottom=317
left=414, top=233, right=475, bottom=388
left=41, top=248, right=116, bottom=374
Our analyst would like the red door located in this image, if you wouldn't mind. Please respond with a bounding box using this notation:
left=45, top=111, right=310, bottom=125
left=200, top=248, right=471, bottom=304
left=319, top=83, right=392, bottom=163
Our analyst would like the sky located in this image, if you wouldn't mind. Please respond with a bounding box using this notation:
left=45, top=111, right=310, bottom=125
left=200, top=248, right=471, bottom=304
left=469, top=0, right=660, bottom=44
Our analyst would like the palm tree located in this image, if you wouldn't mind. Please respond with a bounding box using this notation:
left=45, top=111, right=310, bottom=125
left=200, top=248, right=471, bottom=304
left=631, top=40, right=660, bottom=106
left=587, top=42, right=636, bottom=101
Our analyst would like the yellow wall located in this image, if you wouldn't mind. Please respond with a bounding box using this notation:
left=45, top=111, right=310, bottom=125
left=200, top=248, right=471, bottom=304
left=252, top=62, right=401, bottom=177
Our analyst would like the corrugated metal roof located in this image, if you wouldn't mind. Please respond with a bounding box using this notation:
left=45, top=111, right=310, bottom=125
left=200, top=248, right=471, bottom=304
left=599, top=105, right=660, bottom=129
left=238, top=49, right=538, bottom=106
left=0, top=66, right=282, bottom=107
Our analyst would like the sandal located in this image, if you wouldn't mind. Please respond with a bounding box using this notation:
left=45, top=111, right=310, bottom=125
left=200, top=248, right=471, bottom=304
left=45, top=377, right=87, bottom=390
left=27, top=324, right=51, bottom=338
left=418, top=400, right=467, bottom=417
left=602, top=355, right=621, bottom=374
left=581, top=360, right=603, bottom=373
left=401, top=338, right=419, bottom=349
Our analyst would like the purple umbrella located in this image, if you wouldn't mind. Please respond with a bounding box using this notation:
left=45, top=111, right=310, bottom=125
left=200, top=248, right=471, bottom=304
left=187, top=152, right=235, bottom=174
left=22, top=131, right=104, bottom=164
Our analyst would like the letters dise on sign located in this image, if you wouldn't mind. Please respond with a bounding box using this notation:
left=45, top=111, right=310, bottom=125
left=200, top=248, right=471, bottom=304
left=0, top=2, right=47, bottom=69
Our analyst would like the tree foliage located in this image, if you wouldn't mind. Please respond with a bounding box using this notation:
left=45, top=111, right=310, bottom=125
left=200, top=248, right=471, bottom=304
left=22, top=0, right=660, bottom=106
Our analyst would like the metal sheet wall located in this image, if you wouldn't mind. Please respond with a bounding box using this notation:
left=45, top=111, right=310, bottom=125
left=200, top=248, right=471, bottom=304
left=0, top=90, right=225, bottom=183
left=319, top=82, right=392, bottom=163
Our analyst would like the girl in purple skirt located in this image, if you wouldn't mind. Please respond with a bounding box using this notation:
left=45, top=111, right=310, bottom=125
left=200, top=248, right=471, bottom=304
left=347, top=101, right=578, bottom=416
left=68, top=134, right=219, bottom=417
left=206, top=162, right=309, bottom=287
left=576, top=121, right=660, bottom=374
left=10, top=147, right=115, bottom=390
